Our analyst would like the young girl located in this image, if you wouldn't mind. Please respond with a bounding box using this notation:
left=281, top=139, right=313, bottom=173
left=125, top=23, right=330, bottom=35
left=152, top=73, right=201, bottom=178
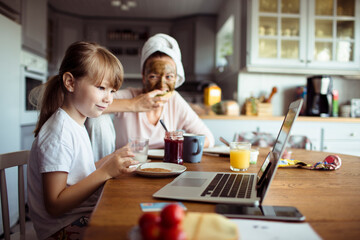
left=27, top=41, right=138, bottom=240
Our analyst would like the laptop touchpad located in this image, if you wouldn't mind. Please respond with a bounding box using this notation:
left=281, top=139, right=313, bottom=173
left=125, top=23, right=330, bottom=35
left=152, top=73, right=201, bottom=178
left=171, top=178, right=207, bottom=187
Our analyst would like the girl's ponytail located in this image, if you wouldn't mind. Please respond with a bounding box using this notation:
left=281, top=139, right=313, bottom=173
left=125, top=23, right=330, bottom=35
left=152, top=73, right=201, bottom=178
left=33, top=75, right=65, bottom=137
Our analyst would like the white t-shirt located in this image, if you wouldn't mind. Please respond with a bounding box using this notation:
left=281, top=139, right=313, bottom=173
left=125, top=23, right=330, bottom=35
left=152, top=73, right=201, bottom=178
left=113, top=88, right=215, bottom=149
left=85, top=114, right=116, bottom=162
left=27, top=108, right=99, bottom=239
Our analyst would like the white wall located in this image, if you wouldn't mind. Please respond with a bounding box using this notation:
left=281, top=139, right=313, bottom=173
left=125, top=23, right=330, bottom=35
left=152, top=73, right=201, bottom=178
left=0, top=14, right=21, bottom=153
left=237, top=73, right=306, bottom=116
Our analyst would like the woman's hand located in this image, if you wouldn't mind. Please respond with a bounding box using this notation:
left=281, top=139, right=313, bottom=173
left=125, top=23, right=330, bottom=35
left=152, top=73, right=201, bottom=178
left=105, top=89, right=172, bottom=113
left=131, top=89, right=170, bottom=112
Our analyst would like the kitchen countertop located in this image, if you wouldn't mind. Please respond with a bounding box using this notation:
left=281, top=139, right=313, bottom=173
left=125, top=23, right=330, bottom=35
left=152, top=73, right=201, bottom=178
left=200, top=115, right=360, bottom=123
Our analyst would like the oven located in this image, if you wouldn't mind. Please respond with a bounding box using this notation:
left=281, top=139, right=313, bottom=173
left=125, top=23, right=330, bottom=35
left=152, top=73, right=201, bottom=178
left=20, top=50, right=47, bottom=125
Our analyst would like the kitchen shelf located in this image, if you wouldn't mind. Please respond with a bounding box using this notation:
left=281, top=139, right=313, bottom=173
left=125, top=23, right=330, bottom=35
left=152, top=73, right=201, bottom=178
left=200, top=114, right=360, bottom=123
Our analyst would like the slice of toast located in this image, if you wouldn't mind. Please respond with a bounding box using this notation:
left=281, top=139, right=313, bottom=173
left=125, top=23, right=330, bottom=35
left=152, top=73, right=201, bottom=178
left=182, top=212, right=238, bottom=240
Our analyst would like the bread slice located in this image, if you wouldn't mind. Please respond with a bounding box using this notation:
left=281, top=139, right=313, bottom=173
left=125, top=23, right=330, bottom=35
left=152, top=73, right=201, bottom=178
left=181, top=212, right=238, bottom=240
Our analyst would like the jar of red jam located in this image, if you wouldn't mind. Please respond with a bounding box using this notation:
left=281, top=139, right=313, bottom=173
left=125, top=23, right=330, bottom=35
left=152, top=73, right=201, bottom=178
left=164, top=131, right=184, bottom=165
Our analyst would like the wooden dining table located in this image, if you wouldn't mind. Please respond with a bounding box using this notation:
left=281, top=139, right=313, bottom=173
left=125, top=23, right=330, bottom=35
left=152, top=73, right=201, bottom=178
left=83, top=149, right=360, bottom=240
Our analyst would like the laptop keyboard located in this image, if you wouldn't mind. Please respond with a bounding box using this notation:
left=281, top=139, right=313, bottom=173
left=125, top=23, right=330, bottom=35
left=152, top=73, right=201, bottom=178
left=201, top=173, right=255, bottom=199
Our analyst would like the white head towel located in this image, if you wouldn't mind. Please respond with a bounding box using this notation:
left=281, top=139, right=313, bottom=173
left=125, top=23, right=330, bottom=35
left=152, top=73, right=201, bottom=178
left=140, top=33, right=185, bottom=88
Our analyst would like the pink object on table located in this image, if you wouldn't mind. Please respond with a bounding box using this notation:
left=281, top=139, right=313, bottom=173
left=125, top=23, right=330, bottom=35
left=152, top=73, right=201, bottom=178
left=311, top=155, right=342, bottom=170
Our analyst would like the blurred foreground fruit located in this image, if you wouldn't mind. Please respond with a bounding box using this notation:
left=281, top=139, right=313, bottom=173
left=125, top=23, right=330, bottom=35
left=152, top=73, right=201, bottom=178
left=139, top=204, right=186, bottom=240
left=141, top=222, right=161, bottom=240
left=139, top=212, right=161, bottom=229
left=160, top=204, right=185, bottom=228
left=160, top=226, right=186, bottom=240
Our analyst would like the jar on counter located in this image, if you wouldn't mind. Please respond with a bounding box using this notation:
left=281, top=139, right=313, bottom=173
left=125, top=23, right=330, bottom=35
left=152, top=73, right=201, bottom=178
left=164, top=131, right=184, bottom=165
left=204, top=84, right=221, bottom=106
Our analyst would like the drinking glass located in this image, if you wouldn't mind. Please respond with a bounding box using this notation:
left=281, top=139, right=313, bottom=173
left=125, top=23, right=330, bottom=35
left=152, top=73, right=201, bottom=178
left=230, top=142, right=251, bottom=171
left=129, top=138, right=149, bottom=163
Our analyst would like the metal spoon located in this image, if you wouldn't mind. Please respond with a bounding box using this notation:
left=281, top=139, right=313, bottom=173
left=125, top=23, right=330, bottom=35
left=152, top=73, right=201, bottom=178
left=159, top=119, right=168, bottom=132
left=219, top=137, right=230, bottom=146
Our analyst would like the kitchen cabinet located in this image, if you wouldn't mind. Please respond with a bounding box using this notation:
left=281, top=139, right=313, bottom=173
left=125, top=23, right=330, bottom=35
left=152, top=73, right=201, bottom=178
left=104, top=25, right=149, bottom=75
left=247, top=0, right=360, bottom=74
left=203, top=118, right=320, bottom=150
left=0, top=0, right=21, bottom=22
left=202, top=116, right=359, bottom=156
left=321, top=122, right=360, bottom=156
left=84, top=20, right=172, bottom=77
left=48, top=8, right=171, bottom=77
left=172, top=16, right=216, bottom=81
left=47, top=10, right=84, bottom=75
left=21, top=0, right=47, bottom=57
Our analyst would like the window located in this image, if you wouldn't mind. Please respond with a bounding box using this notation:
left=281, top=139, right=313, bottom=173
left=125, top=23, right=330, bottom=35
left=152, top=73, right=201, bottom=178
left=216, top=15, right=234, bottom=68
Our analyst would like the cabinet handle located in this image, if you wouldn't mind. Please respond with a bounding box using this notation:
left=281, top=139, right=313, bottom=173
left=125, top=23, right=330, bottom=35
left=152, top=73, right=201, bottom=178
left=306, top=60, right=311, bottom=63
left=350, top=132, right=356, bottom=137
left=324, top=146, right=328, bottom=150
left=300, top=59, right=305, bottom=63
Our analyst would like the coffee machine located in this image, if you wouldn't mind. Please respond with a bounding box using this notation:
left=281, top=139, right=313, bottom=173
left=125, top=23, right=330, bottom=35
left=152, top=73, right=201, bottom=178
left=306, top=75, right=333, bottom=117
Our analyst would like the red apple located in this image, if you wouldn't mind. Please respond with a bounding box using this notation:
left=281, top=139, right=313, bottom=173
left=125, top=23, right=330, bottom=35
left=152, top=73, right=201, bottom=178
left=160, top=226, right=187, bottom=240
left=160, top=204, right=185, bottom=228
left=141, top=222, right=161, bottom=240
left=139, top=212, right=161, bottom=229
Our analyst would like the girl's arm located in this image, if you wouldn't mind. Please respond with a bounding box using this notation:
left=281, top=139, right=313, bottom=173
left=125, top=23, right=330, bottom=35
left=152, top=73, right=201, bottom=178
left=42, top=155, right=138, bottom=217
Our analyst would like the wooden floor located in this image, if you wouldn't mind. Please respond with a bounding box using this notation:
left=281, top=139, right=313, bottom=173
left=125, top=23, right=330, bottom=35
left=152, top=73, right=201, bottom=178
left=1, top=220, right=37, bottom=240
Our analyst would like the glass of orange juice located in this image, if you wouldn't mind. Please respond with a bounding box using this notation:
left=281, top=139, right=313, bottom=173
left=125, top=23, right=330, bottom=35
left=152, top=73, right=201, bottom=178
left=230, top=142, right=251, bottom=171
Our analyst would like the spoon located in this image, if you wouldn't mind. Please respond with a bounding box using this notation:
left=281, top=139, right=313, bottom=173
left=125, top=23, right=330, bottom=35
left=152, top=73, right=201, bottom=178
left=159, top=119, right=168, bottom=132
left=265, top=87, right=278, bottom=103
left=219, top=137, right=230, bottom=147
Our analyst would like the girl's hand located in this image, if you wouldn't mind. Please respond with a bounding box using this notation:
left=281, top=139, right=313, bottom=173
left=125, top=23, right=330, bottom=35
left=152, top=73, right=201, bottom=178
left=99, top=151, right=139, bottom=180
left=114, top=143, right=134, bottom=158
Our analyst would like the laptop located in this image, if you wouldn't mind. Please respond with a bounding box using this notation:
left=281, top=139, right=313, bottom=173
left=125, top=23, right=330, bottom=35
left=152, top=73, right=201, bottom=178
left=153, top=99, right=303, bottom=206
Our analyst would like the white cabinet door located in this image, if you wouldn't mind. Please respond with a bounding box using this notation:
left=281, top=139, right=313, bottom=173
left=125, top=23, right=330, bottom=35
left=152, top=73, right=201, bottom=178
left=21, top=0, right=47, bottom=56
left=249, top=0, right=307, bottom=68
left=306, top=0, right=360, bottom=70
left=203, top=119, right=263, bottom=145
left=248, top=0, right=360, bottom=73
left=322, top=140, right=360, bottom=156
left=321, top=122, right=360, bottom=156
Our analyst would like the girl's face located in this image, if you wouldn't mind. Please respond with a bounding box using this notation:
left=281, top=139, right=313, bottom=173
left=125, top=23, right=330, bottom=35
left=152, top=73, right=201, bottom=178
left=142, top=56, right=177, bottom=93
left=70, top=73, right=116, bottom=124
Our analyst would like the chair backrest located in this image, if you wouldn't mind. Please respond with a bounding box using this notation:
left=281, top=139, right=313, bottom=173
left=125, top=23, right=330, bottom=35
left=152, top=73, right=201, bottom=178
left=0, top=150, right=30, bottom=240
left=288, top=135, right=313, bottom=150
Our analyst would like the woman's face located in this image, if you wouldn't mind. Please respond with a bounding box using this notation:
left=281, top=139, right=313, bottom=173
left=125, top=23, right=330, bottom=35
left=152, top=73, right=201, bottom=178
left=142, top=56, right=177, bottom=93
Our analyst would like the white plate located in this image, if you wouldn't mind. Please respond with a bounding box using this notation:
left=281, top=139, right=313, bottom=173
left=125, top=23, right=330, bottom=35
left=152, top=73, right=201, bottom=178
left=148, top=149, right=164, bottom=159
left=203, top=145, right=230, bottom=156
left=135, top=162, right=186, bottom=177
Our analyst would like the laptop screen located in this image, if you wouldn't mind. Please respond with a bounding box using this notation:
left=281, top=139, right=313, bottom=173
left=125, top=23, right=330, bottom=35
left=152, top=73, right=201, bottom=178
left=255, top=99, right=303, bottom=201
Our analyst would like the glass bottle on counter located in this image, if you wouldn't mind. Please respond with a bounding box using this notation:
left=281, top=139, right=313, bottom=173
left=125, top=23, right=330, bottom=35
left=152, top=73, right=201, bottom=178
left=204, top=84, right=221, bottom=106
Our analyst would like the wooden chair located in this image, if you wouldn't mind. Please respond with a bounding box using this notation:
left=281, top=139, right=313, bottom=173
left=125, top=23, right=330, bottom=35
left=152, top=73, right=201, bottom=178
left=0, top=150, right=30, bottom=240
left=288, top=135, right=313, bottom=150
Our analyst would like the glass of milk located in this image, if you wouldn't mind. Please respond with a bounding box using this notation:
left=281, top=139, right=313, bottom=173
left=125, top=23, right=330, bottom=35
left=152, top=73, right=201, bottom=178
left=129, top=138, right=149, bottom=163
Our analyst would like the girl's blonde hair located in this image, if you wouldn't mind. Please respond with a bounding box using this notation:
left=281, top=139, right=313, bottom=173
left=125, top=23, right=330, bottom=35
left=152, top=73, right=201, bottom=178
left=33, top=41, right=124, bottom=137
